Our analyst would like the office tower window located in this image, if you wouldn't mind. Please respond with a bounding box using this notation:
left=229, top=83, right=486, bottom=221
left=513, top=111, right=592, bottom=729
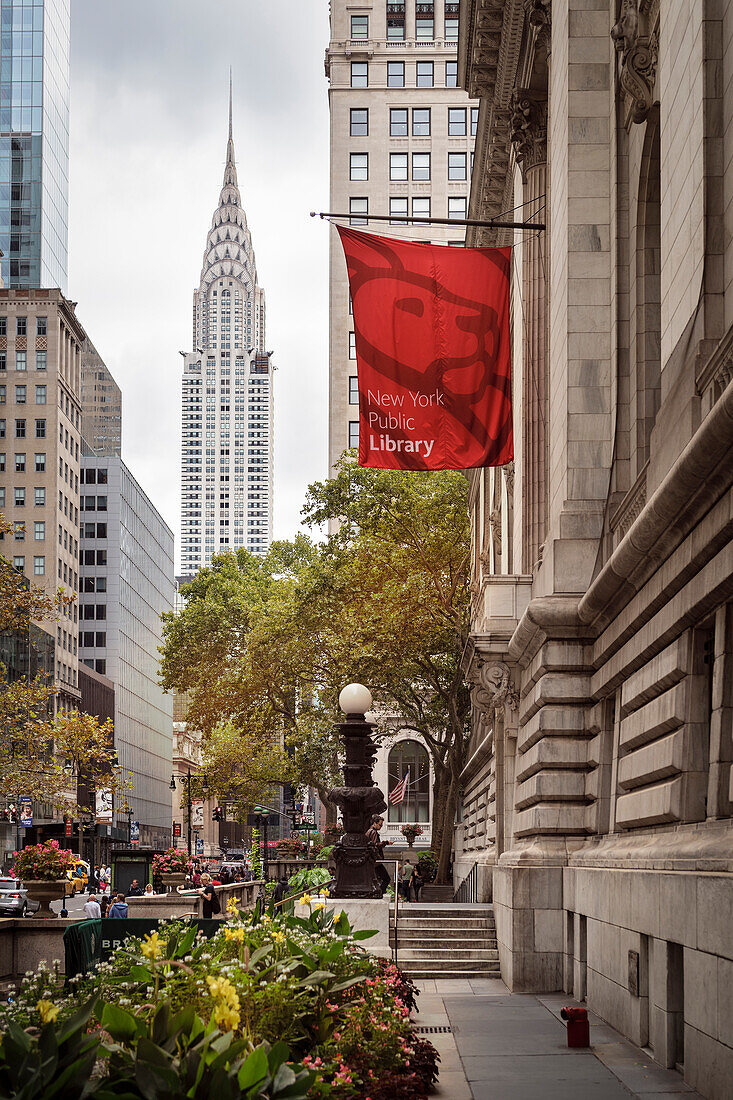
left=448, top=197, right=467, bottom=220
left=33, top=521, right=44, bottom=541
left=390, top=197, right=408, bottom=224
left=13, top=556, right=24, bottom=570
left=13, top=522, right=23, bottom=540
left=446, top=61, right=458, bottom=87
left=14, top=488, right=25, bottom=507
left=34, top=487, right=44, bottom=505
left=449, top=152, right=467, bottom=179
left=16, top=317, right=26, bottom=337
left=350, top=108, right=369, bottom=136
left=349, top=197, right=368, bottom=225
left=416, top=16, right=434, bottom=39
left=34, top=453, right=45, bottom=472
left=351, top=14, right=368, bottom=37
left=351, top=62, right=368, bottom=87
left=349, top=375, right=359, bottom=404
left=36, top=316, right=47, bottom=336
left=0, top=488, right=4, bottom=507
left=33, top=555, right=44, bottom=576
left=390, top=152, right=408, bottom=180
left=15, top=351, right=26, bottom=371
left=348, top=421, right=360, bottom=449
left=412, top=152, right=431, bottom=180
left=471, top=107, right=479, bottom=135
left=412, top=108, right=431, bottom=136
left=15, top=385, right=26, bottom=404
left=349, top=332, right=356, bottom=359
left=387, top=0, right=406, bottom=39
left=412, top=197, right=431, bottom=218
left=449, top=108, right=467, bottom=135
left=0, top=318, right=5, bottom=336
left=35, top=419, right=45, bottom=438
left=416, top=62, right=434, bottom=87
left=0, top=385, right=4, bottom=403
left=35, top=385, right=46, bottom=404
left=0, top=353, right=5, bottom=371
left=445, top=18, right=459, bottom=40
left=95, top=660, right=106, bottom=674
left=0, top=421, right=5, bottom=438
left=390, top=108, right=408, bottom=136
left=15, top=419, right=25, bottom=438
left=350, top=152, right=368, bottom=180
left=0, top=453, right=4, bottom=471
left=387, top=61, right=405, bottom=88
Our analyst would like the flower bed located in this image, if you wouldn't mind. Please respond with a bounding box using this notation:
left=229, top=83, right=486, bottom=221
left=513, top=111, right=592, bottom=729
left=13, top=839, right=76, bottom=880
left=0, top=898, right=439, bottom=1098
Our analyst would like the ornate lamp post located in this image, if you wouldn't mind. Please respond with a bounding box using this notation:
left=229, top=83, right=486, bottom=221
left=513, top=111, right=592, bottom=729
left=170, top=769, right=209, bottom=857
left=328, top=684, right=387, bottom=898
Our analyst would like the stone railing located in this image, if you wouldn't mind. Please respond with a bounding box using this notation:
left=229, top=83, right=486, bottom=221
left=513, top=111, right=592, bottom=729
left=127, top=879, right=262, bottom=920
left=265, top=858, right=327, bottom=882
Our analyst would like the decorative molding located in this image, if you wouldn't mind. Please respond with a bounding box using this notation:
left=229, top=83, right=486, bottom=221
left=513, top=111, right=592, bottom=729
left=611, top=0, right=659, bottom=126
left=509, top=89, right=548, bottom=178
left=696, top=326, right=733, bottom=411
left=469, top=659, right=519, bottom=717
left=610, top=460, right=648, bottom=537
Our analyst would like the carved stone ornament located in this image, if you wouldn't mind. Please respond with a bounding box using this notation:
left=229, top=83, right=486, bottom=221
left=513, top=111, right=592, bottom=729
left=470, top=661, right=519, bottom=718
left=509, top=91, right=548, bottom=178
left=524, top=0, right=551, bottom=45
left=611, top=0, right=658, bottom=125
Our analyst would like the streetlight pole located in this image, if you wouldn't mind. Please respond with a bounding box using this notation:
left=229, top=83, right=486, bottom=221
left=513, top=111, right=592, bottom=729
left=170, top=769, right=208, bottom=860
left=186, top=768, right=192, bottom=858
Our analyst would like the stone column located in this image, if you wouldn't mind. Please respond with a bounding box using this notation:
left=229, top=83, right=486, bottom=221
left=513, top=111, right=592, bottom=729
left=405, top=0, right=416, bottom=42
left=509, top=90, right=548, bottom=574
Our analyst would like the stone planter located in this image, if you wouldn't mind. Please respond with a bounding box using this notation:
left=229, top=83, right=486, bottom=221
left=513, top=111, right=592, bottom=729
left=24, top=879, right=68, bottom=918
left=160, top=872, right=186, bottom=891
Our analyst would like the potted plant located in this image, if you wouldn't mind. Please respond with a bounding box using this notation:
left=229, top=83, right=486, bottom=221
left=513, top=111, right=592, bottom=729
left=14, top=840, right=76, bottom=918
left=152, top=848, right=192, bottom=890
left=400, top=822, right=423, bottom=850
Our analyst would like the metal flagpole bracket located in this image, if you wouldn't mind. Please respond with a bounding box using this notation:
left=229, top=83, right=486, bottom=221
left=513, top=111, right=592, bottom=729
left=310, top=211, right=545, bottom=231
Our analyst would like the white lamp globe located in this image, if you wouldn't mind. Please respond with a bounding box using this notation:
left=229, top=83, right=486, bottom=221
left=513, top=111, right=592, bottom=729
left=339, top=683, right=373, bottom=715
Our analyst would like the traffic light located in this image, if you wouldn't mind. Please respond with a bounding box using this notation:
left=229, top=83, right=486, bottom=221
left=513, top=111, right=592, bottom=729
left=212, top=806, right=223, bottom=822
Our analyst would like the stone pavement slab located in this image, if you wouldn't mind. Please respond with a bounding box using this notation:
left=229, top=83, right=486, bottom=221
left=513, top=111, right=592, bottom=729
left=412, top=981, right=704, bottom=1100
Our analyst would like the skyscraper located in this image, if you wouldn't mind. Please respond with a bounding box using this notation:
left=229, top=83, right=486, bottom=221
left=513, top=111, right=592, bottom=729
left=79, top=338, right=122, bottom=457
left=0, top=0, right=70, bottom=291
left=180, top=83, right=273, bottom=575
left=325, top=0, right=476, bottom=472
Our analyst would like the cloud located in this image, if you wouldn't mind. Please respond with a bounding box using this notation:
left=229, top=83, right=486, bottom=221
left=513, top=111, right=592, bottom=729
left=68, top=0, right=330, bottom=565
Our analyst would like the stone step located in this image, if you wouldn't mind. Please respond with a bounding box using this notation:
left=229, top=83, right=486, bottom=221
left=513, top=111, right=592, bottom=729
left=403, top=967, right=502, bottom=980
left=391, top=904, right=493, bottom=915
left=399, top=959, right=502, bottom=976
left=396, top=918, right=495, bottom=932
left=396, top=947, right=499, bottom=961
left=394, top=925, right=496, bottom=938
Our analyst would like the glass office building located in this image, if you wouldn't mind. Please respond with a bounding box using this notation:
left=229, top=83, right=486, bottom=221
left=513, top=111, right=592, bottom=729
left=0, top=0, right=70, bottom=290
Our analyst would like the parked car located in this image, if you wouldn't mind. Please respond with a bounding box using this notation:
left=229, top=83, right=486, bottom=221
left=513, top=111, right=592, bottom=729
left=0, top=878, right=40, bottom=917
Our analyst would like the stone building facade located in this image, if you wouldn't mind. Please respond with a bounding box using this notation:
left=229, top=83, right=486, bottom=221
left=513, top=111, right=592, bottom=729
left=456, top=2, right=733, bottom=1096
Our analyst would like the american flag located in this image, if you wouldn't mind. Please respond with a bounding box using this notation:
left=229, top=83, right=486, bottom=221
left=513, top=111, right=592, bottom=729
left=389, top=769, right=409, bottom=805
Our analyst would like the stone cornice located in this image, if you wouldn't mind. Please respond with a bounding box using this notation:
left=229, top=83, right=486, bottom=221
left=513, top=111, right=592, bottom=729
left=509, top=89, right=548, bottom=178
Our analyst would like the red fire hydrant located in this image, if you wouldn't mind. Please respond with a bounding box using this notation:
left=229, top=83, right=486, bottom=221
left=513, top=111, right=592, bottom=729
left=561, top=1006, right=590, bottom=1048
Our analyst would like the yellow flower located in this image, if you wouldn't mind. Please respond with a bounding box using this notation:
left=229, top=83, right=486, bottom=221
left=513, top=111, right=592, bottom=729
left=212, top=1002, right=240, bottom=1032
left=141, top=932, right=162, bottom=961
left=36, top=999, right=59, bottom=1025
left=321, top=888, right=330, bottom=897
left=312, top=900, right=326, bottom=912
left=206, top=975, right=239, bottom=1008
left=272, top=930, right=286, bottom=945
left=298, top=893, right=312, bottom=906
left=226, top=896, right=239, bottom=914
left=224, top=927, right=245, bottom=944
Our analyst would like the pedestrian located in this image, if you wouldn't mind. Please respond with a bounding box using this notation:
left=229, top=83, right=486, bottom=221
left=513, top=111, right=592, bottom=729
left=144, top=883, right=154, bottom=896
left=192, top=868, right=202, bottom=887
left=199, top=873, right=221, bottom=918
left=100, top=893, right=110, bottom=918
left=366, top=815, right=391, bottom=893
left=108, top=893, right=128, bottom=918
left=128, top=879, right=143, bottom=897
left=83, top=894, right=101, bottom=919
left=88, top=866, right=100, bottom=893
left=400, top=860, right=415, bottom=902
left=412, top=866, right=424, bottom=902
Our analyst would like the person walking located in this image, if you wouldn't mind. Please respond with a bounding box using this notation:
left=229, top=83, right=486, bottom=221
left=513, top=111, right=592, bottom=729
left=108, top=893, right=128, bottom=918
left=87, top=866, right=100, bottom=894
left=400, top=860, right=415, bottom=902
left=199, top=873, right=221, bottom=918
left=100, top=893, right=110, bottom=918
left=83, top=894, right=101, bottom=919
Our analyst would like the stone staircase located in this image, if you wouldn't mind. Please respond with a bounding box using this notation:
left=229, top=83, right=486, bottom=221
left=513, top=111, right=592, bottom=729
left=390, top=903, right=500, bottom=980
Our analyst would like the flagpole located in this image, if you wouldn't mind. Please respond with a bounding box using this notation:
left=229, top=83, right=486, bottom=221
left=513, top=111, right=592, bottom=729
left=311, top=211, right=545, bottom=231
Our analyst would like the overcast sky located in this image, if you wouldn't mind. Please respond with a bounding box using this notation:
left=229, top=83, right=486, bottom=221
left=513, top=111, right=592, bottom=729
left=68, top=1, right=331, bottom=567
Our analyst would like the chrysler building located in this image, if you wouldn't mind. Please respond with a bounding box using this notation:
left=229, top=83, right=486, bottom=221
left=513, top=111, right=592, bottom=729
left=179, top=82, right=274, bottom=574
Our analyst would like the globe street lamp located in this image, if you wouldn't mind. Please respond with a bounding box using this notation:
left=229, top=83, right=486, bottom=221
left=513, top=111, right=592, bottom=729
left=170, top=769, right=209, bottom=858
left=328, top=684, right=387, bottom=898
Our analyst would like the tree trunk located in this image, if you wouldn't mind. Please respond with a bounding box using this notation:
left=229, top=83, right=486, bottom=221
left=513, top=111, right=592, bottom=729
left=430, top=762, right=451, bottom=881
left=317, top=785, right=337, bottom=825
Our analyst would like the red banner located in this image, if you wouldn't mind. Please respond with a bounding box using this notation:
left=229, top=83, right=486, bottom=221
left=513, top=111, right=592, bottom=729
left=337, top=226, right=513, bottom=470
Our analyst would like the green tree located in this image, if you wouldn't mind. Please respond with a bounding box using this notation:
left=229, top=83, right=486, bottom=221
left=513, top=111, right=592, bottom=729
left=160, top=462, right=470, bottom=881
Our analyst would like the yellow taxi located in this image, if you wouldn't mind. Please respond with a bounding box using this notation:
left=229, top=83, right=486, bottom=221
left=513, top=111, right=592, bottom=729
left=65, top=860, right=89, bottom=897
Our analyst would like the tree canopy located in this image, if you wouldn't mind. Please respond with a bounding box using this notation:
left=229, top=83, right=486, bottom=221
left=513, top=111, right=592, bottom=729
left=160, top=460, right=471, bottom=880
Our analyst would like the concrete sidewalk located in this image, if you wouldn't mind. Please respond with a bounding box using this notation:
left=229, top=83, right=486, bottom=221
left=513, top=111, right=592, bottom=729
left=414, top=978, right=703, bottom=1099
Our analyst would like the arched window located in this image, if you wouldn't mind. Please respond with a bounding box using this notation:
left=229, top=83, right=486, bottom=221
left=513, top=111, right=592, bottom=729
left=387, top=740, right=430, bottom=823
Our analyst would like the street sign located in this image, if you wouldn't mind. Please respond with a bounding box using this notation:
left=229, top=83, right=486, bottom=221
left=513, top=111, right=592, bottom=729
left=173, top=822, right=182, bottom=839
left=130, top=821, right=140, bottom=843
left=65, top=818, right=72, bottom=837
left=192, top=800, right=204, bottom=828
left=301, top=811, right=316, bottom=824
left=19, top=797, right=32, bottom=828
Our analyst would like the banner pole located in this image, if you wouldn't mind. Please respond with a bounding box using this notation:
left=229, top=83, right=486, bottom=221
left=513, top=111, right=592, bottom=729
left=311, top=211, right=545, bottom=231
